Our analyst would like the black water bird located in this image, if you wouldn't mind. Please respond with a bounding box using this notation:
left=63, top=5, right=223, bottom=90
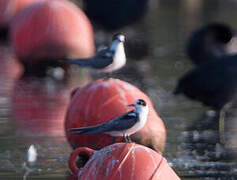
left=174, top=55, right=237, bottom=110
left=174, top=55, right=237, bottom=142
left=186, top=22, right=234, bottom=65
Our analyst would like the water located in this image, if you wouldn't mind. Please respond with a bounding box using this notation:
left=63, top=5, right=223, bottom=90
left=0, top=0, right=237, bottom=179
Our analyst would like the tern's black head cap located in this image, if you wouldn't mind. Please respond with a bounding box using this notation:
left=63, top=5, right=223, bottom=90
left=206, top=22, right=233, bottom=43
left=112, top=33, right=125, bottom=42
left=136, top=99, right=147, bottom=106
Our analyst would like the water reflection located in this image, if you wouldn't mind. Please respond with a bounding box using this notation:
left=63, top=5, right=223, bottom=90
left=11, top=76, right=70, bottom=136
left=0, top=45, right=22, bottom=86
left=174, top=112, right=237, bottom=179
left=0, top=135, right=71, bottom=179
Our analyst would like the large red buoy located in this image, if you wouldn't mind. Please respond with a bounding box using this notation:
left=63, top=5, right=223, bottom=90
left=65, top=78, right=166, bottom=152
left=68, top=143, right=180, bottom=180
left=10, top=0, right=95, bottom=66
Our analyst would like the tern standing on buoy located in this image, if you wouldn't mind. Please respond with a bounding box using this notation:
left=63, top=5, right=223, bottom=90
left=70, top=99, right=148, bottom=142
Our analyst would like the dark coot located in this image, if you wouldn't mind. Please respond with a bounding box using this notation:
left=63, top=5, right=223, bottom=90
left=174, top=55, right=237, bottom=110
left=186, top=22, right=234, bottom=66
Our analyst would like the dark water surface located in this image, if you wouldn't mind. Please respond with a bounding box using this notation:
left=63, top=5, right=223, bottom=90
left=1, top=0, right=237, bottom=179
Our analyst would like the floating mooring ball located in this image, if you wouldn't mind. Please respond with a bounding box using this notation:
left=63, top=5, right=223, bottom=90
left=68, top=143, right=180, bottom=180
left=10, top=0, right=95, bottom=66
left=65, top=78, right=166, bottom=152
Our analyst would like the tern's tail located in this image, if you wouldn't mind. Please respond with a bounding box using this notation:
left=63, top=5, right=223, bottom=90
left=69, top=124, right=107, bottom=135
left=66, top=58, right=91, bottom=67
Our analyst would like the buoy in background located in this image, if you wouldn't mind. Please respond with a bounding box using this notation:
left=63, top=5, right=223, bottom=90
left=10, top=0, right=95, bottom=76
left=68, top=143, right=180, bottom=180
left=0, top=0, right=43, bottom=41
left=65, top=78, right=166, bottom=152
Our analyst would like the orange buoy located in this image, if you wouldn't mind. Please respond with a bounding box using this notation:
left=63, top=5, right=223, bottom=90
left=11, top=76, right=69, bottom=136
left=65, top=78, right=166, bottom=152
left=10, top=0, right=95, bottom=66
left=0, top=0, right=16, bottom=29
left=15, top=0, right=45, bottom=12
left=68, top=143, right=180, bottom=180
left=0, top=0, right=43, bottom=40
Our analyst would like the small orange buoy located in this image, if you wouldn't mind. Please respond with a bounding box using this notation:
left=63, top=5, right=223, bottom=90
left=65, top=78, right=166, bottom=152
left=10, top=0, right=95, bottom=65
left=68, top=143, right=180, bottom=180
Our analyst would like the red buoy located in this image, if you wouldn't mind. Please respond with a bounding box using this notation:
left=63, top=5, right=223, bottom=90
left=65, top=78, right=166, bottom=152
left=68, top=143, right=180, bottom=180
left=10, top=0, right=95, bottom=65
left=0, top=0, right=43, bottom=29
left=16, top=0, right=45, bottom=12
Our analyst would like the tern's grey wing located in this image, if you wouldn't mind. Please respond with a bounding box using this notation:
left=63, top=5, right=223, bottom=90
left=66, top=58, right=93, bottom=67
left=70, top=111, right=138, bottom=135
left=104, top=111, right=138, bottom=131
left=89, top=49, right=113, bottom=69
left=88, top=57, right=112, bottom=69
left=70, top=122, right=114, bottom=135
left=96, top=49, right=114, bottom=58
left=66, top=49, right=113, bottom=69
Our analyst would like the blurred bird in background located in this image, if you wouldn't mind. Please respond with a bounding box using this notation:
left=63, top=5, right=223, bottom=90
left=174, top=22, right=237, bottom=139
left=186, top=22, right=234, bottom=65
left=66, top=33, right=126, bottom=73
